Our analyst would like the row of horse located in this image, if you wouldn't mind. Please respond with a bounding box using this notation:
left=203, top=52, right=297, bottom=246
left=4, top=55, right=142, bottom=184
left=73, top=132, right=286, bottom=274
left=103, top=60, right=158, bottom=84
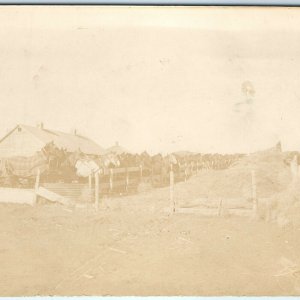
left=0, top=142, right=245, bottom=187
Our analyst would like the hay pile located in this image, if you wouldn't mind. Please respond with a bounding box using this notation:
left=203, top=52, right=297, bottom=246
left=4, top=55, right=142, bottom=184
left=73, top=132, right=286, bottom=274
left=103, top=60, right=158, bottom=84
left=177, top=147, right=300, bottom=225
left=204, top=149, right=292, bottom=199
left=225, top=148, right=300, bottom=228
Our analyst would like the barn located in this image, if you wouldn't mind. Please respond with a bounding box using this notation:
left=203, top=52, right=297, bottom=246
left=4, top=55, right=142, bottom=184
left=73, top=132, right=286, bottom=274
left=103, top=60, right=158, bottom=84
left=0, top=124, right=106, bottom=157
left=106, top=142, right=130, bottom=155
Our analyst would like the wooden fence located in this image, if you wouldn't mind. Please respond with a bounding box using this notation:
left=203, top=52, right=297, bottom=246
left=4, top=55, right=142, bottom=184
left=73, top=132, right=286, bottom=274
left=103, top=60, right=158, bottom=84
left=96, top=166, right=141, bottom=194
left=38, top=166, right=141, bottom=204
left=150, top=162, right=195, bottom=187
left=9, top=163, right=265, bottom=222
left=36, top=162, right=200, bottom=205
left=168, top=169, right=260, bottom=219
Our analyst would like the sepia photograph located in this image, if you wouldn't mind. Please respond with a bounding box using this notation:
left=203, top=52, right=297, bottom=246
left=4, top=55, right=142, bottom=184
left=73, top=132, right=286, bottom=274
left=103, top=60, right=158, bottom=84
left=0, top=4, right=300, bottom=296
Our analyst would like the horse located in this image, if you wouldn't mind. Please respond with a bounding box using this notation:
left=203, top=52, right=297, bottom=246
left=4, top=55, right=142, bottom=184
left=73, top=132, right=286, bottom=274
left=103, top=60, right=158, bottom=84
left=64, top=151, right=120, bottom=179
left=56, top=149, right=85, bottom=182
left=1, top=141, right=58, bottom=187
left=118, top=153, right=140, bottom=168
left=98, top=153, right=120, bottom=169
left=57, top=150, right=102, bottom=182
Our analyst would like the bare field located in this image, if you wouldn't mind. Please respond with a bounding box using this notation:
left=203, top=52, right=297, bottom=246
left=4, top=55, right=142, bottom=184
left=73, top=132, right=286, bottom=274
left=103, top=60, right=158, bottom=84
left=0, top=174, right=299, bottom=296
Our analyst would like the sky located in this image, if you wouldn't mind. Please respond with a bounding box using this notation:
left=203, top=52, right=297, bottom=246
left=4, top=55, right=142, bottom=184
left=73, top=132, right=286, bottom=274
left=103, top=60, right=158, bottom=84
left=1, top=6, right=300, bottom=154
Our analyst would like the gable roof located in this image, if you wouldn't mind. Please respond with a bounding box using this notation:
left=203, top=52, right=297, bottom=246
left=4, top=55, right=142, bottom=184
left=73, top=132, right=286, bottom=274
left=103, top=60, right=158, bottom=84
left=2, top=124, right=106, bottom=156
left=106, top=142, right=130, bottom=155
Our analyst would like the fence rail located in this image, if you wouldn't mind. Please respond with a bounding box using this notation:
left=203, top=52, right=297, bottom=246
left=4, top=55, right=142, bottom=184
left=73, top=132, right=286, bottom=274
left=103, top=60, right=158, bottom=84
left=40, top=166, right=141, bottom=202
left=4, top=161, right=262, bottom=221
left=150, top=162, right=195, bottom=187
left=36, top=162, right=199, bottom=204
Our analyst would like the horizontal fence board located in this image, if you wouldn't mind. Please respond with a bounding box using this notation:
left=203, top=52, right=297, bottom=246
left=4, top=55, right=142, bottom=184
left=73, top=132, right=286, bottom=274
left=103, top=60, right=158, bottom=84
left=128, top=167, right=140, bottom=172
left=128, top=178, right=140, bottom=183
left=128, top=175, right=140, bottom=180
left=113, top=175, right=127, bottom=181
left=111, top=168, right=127, bottom=174
left=102, top=170, right=111, bottom=176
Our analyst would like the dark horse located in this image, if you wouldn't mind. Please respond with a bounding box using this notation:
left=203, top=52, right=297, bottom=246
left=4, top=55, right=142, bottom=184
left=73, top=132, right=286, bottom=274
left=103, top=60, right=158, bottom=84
left=1, top=142, right=60, bottom=187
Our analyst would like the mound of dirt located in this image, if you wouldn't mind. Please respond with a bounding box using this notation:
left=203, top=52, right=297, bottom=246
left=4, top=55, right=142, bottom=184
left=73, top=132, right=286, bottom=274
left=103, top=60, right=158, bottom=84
left=207, top=150, right=293, bottom=199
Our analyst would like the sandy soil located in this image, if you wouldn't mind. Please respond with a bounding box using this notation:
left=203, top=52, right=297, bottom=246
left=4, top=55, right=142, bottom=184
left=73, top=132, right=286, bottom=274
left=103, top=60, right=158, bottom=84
left=0, top=174, right=299, bottom=296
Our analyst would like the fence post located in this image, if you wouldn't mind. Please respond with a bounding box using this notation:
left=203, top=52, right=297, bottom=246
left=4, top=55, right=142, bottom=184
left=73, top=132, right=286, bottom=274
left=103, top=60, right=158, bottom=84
left=109, top=168, right=113, bottom=194
left=126, top=168, right=129, bottom=193
left=170, top=164, right=175, bottom=213
left=151, top=166, right=154, bottom=186
left=95, top=171, right=99, bottom=211
left=34, top=168, right=40, bottom=205
left=251, top=170, right=258, bottom=219
left=218, top=198, right=223, bottom=217
left=140, top=164, right=143, bottom=180
left=88, top=174, right=92, bottom=189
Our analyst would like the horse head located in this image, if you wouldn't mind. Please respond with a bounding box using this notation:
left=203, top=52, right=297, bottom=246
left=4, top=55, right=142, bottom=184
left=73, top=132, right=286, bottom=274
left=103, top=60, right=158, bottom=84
left=41, top=142, right=64, bottom=169
left=42, top=141, right=56, bottom=158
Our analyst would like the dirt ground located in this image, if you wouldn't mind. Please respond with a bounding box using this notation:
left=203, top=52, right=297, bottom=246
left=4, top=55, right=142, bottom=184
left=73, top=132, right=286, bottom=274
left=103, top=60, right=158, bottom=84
left=0, top=174, right=299, bottom=296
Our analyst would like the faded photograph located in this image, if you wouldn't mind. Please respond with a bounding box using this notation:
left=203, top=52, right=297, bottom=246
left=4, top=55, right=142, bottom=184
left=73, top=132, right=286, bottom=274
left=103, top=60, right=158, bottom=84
left=0, top=5, right=300, bottom=296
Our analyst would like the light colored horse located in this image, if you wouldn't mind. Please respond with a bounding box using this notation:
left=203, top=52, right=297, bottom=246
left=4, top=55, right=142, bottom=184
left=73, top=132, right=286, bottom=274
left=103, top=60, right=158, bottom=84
left=75, top=159, right=101, bottom=177
left=66, top=150, right=101, bottom=178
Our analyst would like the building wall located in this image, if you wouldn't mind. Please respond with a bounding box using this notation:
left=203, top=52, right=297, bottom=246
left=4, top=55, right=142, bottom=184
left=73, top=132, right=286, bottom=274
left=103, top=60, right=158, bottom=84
left=0, top=128, right=44, bottom=157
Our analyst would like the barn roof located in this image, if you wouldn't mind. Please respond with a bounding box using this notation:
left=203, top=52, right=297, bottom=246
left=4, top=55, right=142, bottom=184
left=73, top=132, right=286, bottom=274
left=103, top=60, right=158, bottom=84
left=106, top=142, right=130, bottom=155
left=3, top=124, right=106, bottom=156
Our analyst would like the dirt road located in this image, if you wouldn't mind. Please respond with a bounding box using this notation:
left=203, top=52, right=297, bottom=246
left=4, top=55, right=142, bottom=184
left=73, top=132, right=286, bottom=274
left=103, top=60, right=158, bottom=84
left=0, top=178, right=299, bottom=296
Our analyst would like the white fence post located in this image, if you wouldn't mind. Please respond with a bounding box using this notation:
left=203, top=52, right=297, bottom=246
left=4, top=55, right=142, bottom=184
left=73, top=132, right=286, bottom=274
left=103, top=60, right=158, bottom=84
left=34, top=168, right=40, bottom=205
left=140, top=164, right=143, bottom=179
left=88, top=174, right=92, bottom=189
left=109, top=168, right=113, bottom=194
left=95, top=171, right=99, bottom=211
left=126, top=168, right=129, bottom=193
left=218, top=198, right=223, bottom=217
left=170, top=164, right=175, bottom=213
left=251, top=170, right=258, bottom=219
